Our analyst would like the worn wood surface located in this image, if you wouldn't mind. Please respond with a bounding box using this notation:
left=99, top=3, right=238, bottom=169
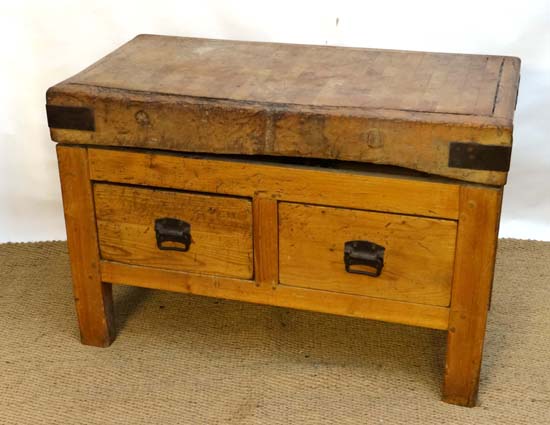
left=57, top=146, right=115, bottom=347
left=279, top=203, right=456, bottom=306
left=88, top=148, right=460, bottom=219
left=46, top=35, right=521, bottom=185
left=60, top=35, right=508, bottom=115
left=94, top=184, right=253, bottom=279
left=442, top=186, right=502, bottom=406
left=100, top=261, right=450, bottom=331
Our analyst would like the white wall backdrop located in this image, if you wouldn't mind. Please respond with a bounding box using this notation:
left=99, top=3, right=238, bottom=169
left=1, top=0, right=549, bottom=242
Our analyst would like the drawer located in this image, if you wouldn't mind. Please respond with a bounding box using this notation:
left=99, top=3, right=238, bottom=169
left=279, top=203, right=457, bottom=306
left=94, top=184, right=253, bottom=279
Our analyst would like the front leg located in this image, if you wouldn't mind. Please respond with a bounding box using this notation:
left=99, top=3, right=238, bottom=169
left=442, top=186, right=501, bottom=406
left=57, top=145, right=115, bottom=347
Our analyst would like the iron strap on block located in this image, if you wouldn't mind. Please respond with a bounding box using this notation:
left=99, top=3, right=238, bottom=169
left=46, top=105, right=95, bottom=131
left=448, top=142, right=512, bottom=172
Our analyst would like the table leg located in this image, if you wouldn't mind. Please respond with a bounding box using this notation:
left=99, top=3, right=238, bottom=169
left=57, top=145, right=115, bottom=347
left=442, top=186, right=502, bottom=406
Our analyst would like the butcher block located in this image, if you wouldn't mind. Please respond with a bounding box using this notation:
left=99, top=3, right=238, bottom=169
left=46, top=34, right=521, bottom=407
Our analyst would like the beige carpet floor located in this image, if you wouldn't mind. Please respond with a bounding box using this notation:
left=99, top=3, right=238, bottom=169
left=0, top=239, right=549, bottom=424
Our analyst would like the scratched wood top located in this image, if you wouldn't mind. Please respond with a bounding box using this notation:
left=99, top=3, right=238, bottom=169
left=47, top=35, right=521, bottom=185
left=68, top=35, right=512, bottom=117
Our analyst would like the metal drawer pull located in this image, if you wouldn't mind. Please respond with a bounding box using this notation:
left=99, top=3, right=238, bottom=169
left=154, top=218, right=191, bottom=252
left=344, top=240, right=385, bottom=277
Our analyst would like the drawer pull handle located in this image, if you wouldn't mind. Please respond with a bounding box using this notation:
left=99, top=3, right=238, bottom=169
left=344, top=240, right=385, bottom=277
left=154, top=218, right=191, bottom=252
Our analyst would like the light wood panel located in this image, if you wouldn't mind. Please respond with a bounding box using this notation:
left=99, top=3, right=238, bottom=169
left=88, top=148, right=460, bottom=219
left=100, top=261, right=450, bottom=331
left=279, top=203, right=457, bottom=306
left=442, top=186, right=502, bottom=407
left=57, top=146, right=115, bottom=347
left=94, top=184, right=253, bottom=279
left=253, top=197, right=278, bottom=287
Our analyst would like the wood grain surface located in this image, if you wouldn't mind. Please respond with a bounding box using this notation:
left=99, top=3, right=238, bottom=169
left=88, top=148, right=460, bottom=220
left=252, top=197, right=278, bottom=287
left=64, top=35, right=506, bottom=115
left=279, top=203, right=457, bottom=306
left=94, top=184, right=253, bottom=279
left=442, top=186, right=502, bottom=406
left=57, top=146, right=115, bottom=347
left=100, top=261, right=450, bottom=331
left=46, top=35, right=521, bottom=185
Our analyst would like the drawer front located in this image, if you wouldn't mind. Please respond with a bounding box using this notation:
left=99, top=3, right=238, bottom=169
left=94, top=184, right=253, bottom=279
left=279, top=203, right=457, bottom=306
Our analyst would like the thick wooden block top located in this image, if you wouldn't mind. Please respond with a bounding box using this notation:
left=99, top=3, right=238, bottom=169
left=47, top=34, right=521, bottom=185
